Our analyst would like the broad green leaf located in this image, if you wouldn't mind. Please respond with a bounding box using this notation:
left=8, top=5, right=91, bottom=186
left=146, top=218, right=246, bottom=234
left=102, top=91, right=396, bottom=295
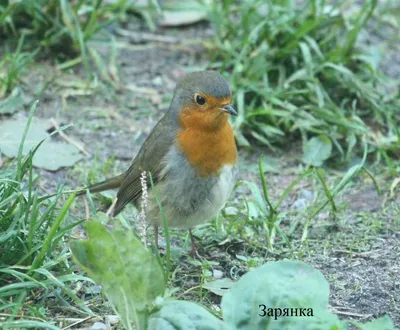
left=0, top=118, right=48, bottom=154
left=148, top=300, right=225, bottom=330
left=302, top=135, right=332, bottom=166
left=71, top=219, right=165, bottom=330
left=352, top=315, right=395, bottom=330
left=0, top=117, right=83, bottom=170
left=30, top=142, right=83, bottom=171
left=203, top=278, right=235, bottom=296
left=221, top=260, right=344, bottom=330
left=159, top=0, right=210, bottom=27
left=0, top=87, right=25, bottom=114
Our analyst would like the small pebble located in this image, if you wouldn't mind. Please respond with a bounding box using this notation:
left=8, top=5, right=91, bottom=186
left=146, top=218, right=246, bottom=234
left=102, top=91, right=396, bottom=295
left=292, top=198, right=307, bottom=209
left=213, top=269, right=224, bottom=279
left=105, top=315, right=120, bottom=325
left=91, top=322, right=107, bottom=330
left=152, top=76, right=163, bottom=86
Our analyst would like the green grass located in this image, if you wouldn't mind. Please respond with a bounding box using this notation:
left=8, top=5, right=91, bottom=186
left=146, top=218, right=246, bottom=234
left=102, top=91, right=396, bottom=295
left=214, top=144, right=379, bottom=252
left=208, top=0, right=400, bottom=165
left=0, top=0, right=160, bottom=84
left=0, top=0, right=163, bottom=98
left=0, top=0, right=162, bottom=55
left=0, top=35, right=36, bottom=97
left=0, top=0, right=127, bottom=57
left=0, top=103, right=92, bottom=329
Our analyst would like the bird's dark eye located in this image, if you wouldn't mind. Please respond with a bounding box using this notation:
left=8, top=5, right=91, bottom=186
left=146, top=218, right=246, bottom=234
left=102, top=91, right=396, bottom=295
left=195, top=94, right=206, bottom=105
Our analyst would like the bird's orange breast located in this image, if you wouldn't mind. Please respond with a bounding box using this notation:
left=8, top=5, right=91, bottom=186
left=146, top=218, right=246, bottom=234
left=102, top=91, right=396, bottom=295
left=177, top=107, right=237, bottom=177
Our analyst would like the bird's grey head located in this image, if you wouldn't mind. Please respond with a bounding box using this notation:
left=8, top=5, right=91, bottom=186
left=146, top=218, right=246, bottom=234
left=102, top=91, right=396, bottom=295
left=178, top=70, right=231, bottom=99
left=172, top=71, right=231, bottom=108
left=167, top=70, right=237, bottom=121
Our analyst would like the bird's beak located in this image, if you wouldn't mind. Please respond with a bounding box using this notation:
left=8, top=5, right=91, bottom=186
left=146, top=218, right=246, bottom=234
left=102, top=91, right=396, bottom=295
left=221, top=104, right=238, bottom=116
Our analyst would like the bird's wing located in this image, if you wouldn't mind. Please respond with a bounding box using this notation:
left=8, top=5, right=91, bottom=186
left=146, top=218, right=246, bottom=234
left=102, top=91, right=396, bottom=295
left=113, top=114, right=176, bottom=215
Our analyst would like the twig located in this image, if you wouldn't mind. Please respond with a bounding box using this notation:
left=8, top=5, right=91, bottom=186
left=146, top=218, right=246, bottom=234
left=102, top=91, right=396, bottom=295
left=84, top=198, right=90, bottom=220
left=62, top=316, right=99, bottom=330
left=91, top=40, right=199, bottom=53
left=332, top=249, right=382, bottom=257
left=116, top=28, right=179, bottom=44
left=177, top=285, right=202, bottom=298
left=329, top=308, right=373, bottom=319
left=124, top=84, right=158, bottom=95
left=56, top=316, right=101, bottom=322
left=106, top=198, right=118, bottom=217
left=50, top=118, right=91, bottom=157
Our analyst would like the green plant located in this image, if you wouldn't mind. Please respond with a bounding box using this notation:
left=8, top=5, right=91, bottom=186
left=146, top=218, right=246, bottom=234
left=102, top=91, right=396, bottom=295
left=0, top=0, right=127, bottom=57
left=71, top=218, right=396, bottom=330
left=231, top=146, right=380, bottom=250
left=0, top=102, right=91, bottom=329
left=0, top=0, right=161, bottom=95
left=0, top=35, right=36, bottom=97
left=208, top=0, right=399, bottom=165
left=0, top=0, right=162, bottom=62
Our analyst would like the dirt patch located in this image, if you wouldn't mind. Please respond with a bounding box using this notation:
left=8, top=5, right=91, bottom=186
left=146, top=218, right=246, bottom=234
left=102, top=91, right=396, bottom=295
left=344, top=187, right=383, bottom=212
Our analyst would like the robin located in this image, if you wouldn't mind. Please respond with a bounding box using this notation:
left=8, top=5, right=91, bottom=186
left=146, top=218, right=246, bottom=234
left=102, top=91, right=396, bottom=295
left=78, top=70, right=238, bottom=254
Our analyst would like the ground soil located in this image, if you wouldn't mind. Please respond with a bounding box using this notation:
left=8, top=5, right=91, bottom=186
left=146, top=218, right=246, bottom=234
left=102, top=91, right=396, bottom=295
left=0, top=13, right=399, bottom=330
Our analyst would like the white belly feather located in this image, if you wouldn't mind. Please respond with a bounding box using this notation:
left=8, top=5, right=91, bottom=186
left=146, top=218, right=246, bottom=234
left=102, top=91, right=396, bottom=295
left=144, top=146, right=237, bottom=228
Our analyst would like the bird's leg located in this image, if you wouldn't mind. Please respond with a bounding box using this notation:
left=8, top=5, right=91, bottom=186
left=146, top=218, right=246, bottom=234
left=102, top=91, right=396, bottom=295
left=154, top=225, right=159, bottom=247
left=189, top=229, right=200, bottom=258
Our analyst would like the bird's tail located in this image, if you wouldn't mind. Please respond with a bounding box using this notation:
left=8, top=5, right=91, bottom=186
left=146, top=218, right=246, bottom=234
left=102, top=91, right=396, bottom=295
left=76, top=174, right=124, bottom=196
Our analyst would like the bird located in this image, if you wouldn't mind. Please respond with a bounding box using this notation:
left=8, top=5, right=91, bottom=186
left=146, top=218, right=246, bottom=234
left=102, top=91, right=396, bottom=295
left=78, top=70, right=238, bottom=255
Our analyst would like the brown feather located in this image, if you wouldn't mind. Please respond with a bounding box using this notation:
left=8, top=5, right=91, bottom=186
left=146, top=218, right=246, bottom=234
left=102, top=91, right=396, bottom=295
left=76, top=174, right=124, bottom=196
left=113, top=112, right=176, bottom=215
